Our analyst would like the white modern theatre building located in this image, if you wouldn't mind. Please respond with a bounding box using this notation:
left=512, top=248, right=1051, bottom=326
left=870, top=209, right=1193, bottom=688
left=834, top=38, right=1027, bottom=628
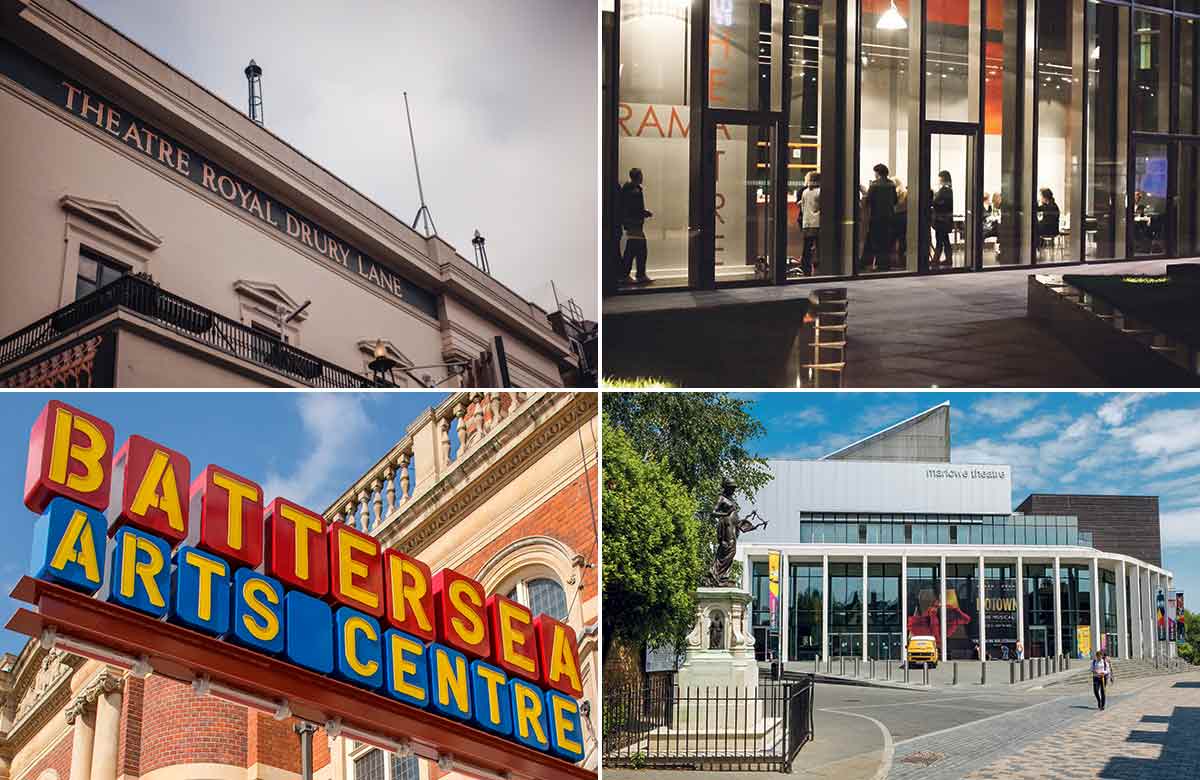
left=738, top=403, right=1176, bottom=665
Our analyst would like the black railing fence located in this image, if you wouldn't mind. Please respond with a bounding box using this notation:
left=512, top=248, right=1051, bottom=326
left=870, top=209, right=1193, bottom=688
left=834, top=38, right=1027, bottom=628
left=603, top=677, right=814, bottom=772
left=0, top=275, right=381, bottom=388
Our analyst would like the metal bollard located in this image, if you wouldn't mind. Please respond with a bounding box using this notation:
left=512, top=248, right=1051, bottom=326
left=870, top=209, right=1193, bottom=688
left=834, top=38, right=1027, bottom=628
left=923, top=661, right=929, bottom=686
left=887, top=658, right=892, bottom=680
left=952, top=661, right=958, bottom=686
left=1010, top=661, right=1016, bottom=684
left=1020, top=659, right=1026, bottom=681
left=854, top=657, right=859, bottom=677
left=815, top=656, right=820, bottom=676
left=1064, top=655, right=1070, bottom=671
left=981, top=660, right=987, bottom=685
left=1037, top=657, right=1043, bottom=676
left=904, top=662, right=910, bottom=683
left=841, top=656, right=845, bottom=675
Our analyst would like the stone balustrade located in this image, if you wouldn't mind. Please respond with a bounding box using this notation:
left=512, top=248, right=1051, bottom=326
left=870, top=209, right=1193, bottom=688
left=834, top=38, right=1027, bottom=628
left=324, top=391, right=532, bottom=533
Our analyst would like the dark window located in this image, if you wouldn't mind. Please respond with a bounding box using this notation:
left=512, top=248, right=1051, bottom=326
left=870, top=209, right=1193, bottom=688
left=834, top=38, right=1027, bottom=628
left=354, top=749, right=384, bottom=780
left=76, top=248, right=129, bottom=300
left=390, top=754, right=418, bottom=780
left=528, top=578, right=568, bottom=621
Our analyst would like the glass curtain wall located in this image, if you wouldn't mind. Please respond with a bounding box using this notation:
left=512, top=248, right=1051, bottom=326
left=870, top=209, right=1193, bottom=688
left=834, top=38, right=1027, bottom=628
left=1035, top=0, right=1082, bottom=264
left=983, top=0, right=1024, bottom=267
left=1060, top=564, right=1093, bottom=658
left=1132, top=8, right=1171, bottom=256
left=1024, top=564, right=1056, bottom=657
left=867, top=563, right=902, bottom=660
left=789, top=562, right=824, bottom=660
left=787, top=1, right=834, bottom=279
left=946, top=563, right=981, bottom=659
left=1101, top=569, right=1119, bottom=657
left=858, top=0, right=914, bottom=275
left=829, top=562, right=864, bottom=656
left=751, top=560, right=778, bottom=660
left=984, top=564, right=1018, bottom=660
left=905, top=563, right=942, bottom=645
left=1085, top=1, right=1128, bottom=260
left=616, top=0, right=692, bottom=290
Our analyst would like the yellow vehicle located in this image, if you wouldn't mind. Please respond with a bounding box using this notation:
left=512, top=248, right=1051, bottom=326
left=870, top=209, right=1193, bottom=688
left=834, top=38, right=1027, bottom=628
left=907, top=634, right=939, bottom=666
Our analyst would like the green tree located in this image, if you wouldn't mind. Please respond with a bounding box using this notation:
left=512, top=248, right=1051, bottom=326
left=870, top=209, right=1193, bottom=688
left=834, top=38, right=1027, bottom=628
left=604, top=393, right=773, bottom=582
left=602, top=418, right=702, bottom=661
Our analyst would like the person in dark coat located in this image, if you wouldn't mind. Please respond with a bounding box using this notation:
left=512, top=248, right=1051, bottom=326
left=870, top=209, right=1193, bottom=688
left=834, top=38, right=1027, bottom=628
left=860, top=164, right=898, bottom=271
left=930, top=171, right=955, bottom=267
left=1037, top=188, right=1061, bottom=260
left=618, top=168, right=653, bottom=284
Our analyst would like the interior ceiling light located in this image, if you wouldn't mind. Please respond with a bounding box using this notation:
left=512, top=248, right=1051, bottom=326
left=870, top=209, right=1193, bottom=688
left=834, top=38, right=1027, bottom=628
left=877, top=0, right=907, bottom=31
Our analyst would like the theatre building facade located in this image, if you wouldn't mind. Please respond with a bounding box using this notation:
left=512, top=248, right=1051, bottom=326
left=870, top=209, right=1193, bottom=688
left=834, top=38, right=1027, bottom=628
left=737, top=403, right=1176, bottom=663
left=0, top=392, right=601, bottom=780
left=603, top=0, right=1200, bottom=295
left=0, top=0, right=583, bottom=388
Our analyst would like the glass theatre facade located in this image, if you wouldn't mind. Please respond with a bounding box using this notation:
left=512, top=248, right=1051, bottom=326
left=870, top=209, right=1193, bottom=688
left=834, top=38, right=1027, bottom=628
left=602, top=0, right=1200, bottom=294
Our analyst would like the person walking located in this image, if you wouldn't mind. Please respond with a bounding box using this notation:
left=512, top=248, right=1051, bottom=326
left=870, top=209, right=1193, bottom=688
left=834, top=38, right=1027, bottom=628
left=1016, top=640, right=1025, bottom=661
left=799, top=171, right=821, bottom=275
left=860, top=164, right=897, bottom=271
left=930, top=170, right=955, bottom=267
left=1092, top=650, right=1113, bottom=710
left=618, top=168, right=653, bottom=285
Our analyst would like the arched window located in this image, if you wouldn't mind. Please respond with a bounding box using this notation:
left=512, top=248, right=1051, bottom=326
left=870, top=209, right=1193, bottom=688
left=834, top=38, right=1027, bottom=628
left=507, top=576, right=568, bottom=621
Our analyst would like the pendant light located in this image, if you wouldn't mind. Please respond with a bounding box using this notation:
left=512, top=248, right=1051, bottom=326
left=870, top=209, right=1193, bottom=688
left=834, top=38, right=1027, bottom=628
left=877, top=0, right=908, bottom=31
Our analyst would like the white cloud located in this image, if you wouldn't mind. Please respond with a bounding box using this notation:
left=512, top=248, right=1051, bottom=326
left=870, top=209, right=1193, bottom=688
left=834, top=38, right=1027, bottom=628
left=972, top=395, right=1040, bottom=422
left=770, top=407, right=826, bottom=430
left=1008, top=412, right=1071, bottom=440
left=262, top=394, right=373, bottom=509
left=1109, top=408, right=1200, bottom=457
left=1160, top=506, right=1200, bottom=546
left=1096, top=393, right=1162, bottom=426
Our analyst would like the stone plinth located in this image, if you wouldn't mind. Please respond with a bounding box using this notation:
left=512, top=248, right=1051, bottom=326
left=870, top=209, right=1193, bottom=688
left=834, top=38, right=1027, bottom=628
left=674, top=587, right=760, bottom=729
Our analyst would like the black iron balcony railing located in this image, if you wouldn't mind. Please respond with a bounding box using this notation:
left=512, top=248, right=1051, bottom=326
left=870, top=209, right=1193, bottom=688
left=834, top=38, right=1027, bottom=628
left=0, top=275, right=383, bottom=388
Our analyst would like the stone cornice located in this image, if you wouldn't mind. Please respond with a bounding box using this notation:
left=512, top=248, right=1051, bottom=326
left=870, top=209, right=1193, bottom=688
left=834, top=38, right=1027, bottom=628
left=1, top=647, right=84, bottom=748
left=384, top=392, right=597, bottom=557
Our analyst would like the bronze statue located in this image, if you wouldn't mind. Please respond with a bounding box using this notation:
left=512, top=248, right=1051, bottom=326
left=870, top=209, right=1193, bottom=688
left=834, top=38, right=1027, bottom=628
left=705, top=478, right=767, bottom=587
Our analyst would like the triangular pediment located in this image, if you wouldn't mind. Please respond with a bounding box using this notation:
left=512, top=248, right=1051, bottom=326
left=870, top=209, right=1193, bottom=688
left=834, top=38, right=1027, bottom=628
left=233, top=280, right=308, bottom=320
left=60, top=195, right=162, bottom=249
left=823, top=402, right=952, bottom=462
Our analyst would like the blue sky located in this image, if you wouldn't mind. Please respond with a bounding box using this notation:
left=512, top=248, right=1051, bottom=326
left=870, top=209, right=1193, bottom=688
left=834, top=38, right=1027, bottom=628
left=737, top=392, right=1200, bottom=604
left=0, top=392, right=447, bottom=656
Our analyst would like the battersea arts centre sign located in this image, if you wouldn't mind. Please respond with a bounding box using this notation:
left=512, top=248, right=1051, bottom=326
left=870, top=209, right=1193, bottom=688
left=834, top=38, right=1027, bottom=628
left=16, top=400, right=587, bottom=772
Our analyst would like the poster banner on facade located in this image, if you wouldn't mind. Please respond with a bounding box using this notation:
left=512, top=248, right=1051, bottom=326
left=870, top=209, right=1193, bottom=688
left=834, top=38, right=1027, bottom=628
left=768, top=551, right=780, bottom=631
left=1178, top=592, right=1186, bottom=641
left=1077, top=625, right=1091, bottom=657
left=1157, top=589, right=1167, bottom=641
left=1166, top=590, right=1177, bottom=642
left=15, top=400, right=588, bottom=768
left=984, top=574, right=1017, bottom=660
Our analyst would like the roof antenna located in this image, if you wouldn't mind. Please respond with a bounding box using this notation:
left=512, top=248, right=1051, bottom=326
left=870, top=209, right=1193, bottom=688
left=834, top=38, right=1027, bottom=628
left=404, top=92, right=437, bottom=238
left=244, top=59, right=264, bottom=125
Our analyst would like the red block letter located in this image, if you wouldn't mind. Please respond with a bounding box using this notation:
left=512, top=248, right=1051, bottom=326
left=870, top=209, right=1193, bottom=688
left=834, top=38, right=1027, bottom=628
left=108, top=435, right=190, bottom=546
left=487, top=594, right=539, bottom=682
left=432, top=568, right=490, bottom=660
left=384, top=550, right=435, bottom=641
left=191, top=465, right=263, bottom=568
left=328, top=522, right=383, bottom=617
left=264, top=498, right=328, bottom=596
left=535, top=615, right=583, bottom=698
left=24, top=400, right=115, bottom=513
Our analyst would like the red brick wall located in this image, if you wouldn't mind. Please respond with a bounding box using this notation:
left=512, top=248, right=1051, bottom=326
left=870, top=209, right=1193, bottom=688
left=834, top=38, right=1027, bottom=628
left=138, top=676, right=248, bottom=772
left=19, top=730, right=71, bottom=780
left=247, top=713, right=329, bottom=772
left=118, top=675, right=144, bottom=778
left=458, top=466, right=598, bottom=603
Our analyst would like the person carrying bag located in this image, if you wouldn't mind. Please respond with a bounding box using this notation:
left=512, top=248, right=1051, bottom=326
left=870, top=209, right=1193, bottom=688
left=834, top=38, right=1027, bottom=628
left=1091, top=650, right=1113, bottom=710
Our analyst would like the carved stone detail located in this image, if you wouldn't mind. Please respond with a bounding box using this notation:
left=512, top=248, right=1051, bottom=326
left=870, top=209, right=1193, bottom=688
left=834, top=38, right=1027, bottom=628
left=63, top=670, right=123, bottom=724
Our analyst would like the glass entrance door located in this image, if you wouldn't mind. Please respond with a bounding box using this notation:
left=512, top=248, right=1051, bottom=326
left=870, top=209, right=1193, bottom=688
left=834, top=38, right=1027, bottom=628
left=1132, top=140, right=1170, bottom=256
left=1175, top=141, right=1200, bottom=258
left=1027, top=625, right=1049, bottom=658
left=923, top=125, right=980, bottom=272
left=712, top=120, right=780, bottom=287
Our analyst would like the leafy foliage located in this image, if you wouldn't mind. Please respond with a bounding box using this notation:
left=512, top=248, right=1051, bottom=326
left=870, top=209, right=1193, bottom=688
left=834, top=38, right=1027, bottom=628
left=601, top=418, right=702, bottom=660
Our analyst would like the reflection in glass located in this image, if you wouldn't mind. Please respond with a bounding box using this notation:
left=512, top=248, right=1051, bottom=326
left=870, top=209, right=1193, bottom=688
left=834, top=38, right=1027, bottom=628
left=1035, top=0, right=1078, bottom=264
left=867, top=563, right=902, bottom=660
left=1182, top=19, right=1197, bottom=136
left=787, top=1, right=833, bottom=279
left=1085, top=1, right=1127, bottom=261
left=1133, top=143, right=1168, bottom=256
left=617, top=3, right=691, bottom=289
left=928, top=134, right=975, bottom=270
left=716, top=123, right=776, bottom=285
left=1178, top=144, right=1200, bottom=258
left=982, top=0, right=1023, bottom=267
left=1132, top=11, right=1171, bottom=134
left=829, top=562, right=863, bottom=658
left=709, top=0, right=783, bottom=111
left=925, top=0, right=977, bottom=122
left=859, top=0, right=913, bottom=274
left=789, top=563, right=823, bottom=661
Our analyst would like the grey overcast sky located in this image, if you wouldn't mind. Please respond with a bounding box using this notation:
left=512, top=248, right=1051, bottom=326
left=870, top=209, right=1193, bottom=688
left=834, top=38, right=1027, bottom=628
left=76, top=0, right=598, bottom=319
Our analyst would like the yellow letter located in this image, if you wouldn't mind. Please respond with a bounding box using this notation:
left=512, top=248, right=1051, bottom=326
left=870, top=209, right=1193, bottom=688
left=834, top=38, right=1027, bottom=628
left=550, top=696, right=583, bottom=755
left=338, top=531, right=378, bottom=609
left=514, top=684, right=547, bottom=744
left=279, top=505, right=322, bottom=580
left=119, top=533, right=165, bottom=607
left=344, top=616, right=379, bottom=677
left=48, top=409, right=106, bottom=493
left=185, top=551, right=226, bottom=621
left=448, top=579, right=484, bottom=645
left=211, top=473, right=258, bottom=550
left=130, top=450, right=183, bottom=532
left=389, top=557, right=433, bottom=632
left=434, top=647, right=470, bottom=711
left=49, top=509, right=100, bottom=583
left=387, top=632, right=426, bottom=700
left=549, top=626, right=582, bottom=693
left=242, top=579, right=280, bottom=641
left=476, top=665, right=508, bottom=726
left=498, top=601, right=536, bottom=674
